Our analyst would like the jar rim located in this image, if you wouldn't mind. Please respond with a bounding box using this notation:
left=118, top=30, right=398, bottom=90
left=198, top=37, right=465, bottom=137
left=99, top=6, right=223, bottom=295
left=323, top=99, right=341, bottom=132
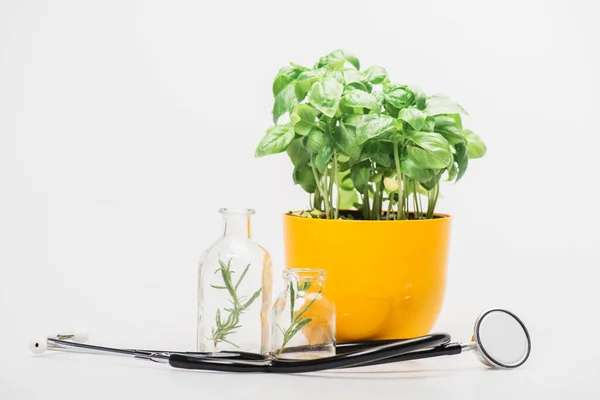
left=219, top=208, right=256, bottom=215
left=283, top=268, right=327, bottom=278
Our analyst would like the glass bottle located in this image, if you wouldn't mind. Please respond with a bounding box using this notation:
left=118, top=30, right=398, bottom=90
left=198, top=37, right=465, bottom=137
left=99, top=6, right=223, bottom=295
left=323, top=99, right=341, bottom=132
left=271, top=268, right=335, bottom=359
left=197, top=208, right=273, bottom=354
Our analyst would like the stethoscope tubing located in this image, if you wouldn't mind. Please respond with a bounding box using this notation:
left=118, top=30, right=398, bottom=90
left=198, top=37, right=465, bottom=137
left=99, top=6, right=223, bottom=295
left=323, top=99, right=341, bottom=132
left=168, top=333, right=452, bottom=373
left=47, top=334, right=456, bottom=373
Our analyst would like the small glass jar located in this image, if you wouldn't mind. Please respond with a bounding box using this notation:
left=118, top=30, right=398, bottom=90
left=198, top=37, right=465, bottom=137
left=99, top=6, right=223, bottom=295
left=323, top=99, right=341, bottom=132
left=197, top=208, right=273, bottom=354
left=271, top=268, right=335, bottom=359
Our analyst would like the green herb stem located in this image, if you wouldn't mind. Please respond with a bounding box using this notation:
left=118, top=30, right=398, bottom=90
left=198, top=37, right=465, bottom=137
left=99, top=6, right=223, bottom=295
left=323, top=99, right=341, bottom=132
left=393, top=143, right=405, bottom=220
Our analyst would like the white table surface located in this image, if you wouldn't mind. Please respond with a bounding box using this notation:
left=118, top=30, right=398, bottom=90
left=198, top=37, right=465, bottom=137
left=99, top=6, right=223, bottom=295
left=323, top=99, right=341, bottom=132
left=3, top=332, right=596, bottom=399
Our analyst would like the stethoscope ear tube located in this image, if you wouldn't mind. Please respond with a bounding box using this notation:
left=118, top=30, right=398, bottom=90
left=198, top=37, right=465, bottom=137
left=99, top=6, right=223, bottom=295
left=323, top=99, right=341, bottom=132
left=168, top=333, right=451, bottom=373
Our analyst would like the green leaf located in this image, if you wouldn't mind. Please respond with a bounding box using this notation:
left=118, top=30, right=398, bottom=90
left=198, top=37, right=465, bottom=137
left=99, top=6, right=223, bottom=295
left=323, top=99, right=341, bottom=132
left=273, top=84, right=298, bottom=123
left=360, top=141, right=392, bottom=167
left=450, top=114, right=463, bottom=130
left=316, top=49, right=360, bottom=70
left=398, top=107, right=427, bottom=131
left=462, top=130, right=486, bottom=158
left=400, top=158, right=434, bottom=183
left=363, top=65, right=388, bottom=84
left=287, top=138, right=310, bottom=168
left=304, top=128, right=328, bottom=154
left=290, top=104, right=317, bottom=136
left=315, top=145, right=334, bottom=173
left=342, top=89, right=380, bottom=113
left=454, top=142, right=469, bottom=181
left=356, top=114, right=395, bottom=144
left=339, top=189, right=358, bottom=210
left=293, top=165, right=317, bottom=193
left=337, top=169, right=354, bottom=190
left=434, top=116, right=464, bottom=145
left=346, top=81, right=370, bottom=92
left=333, top=121, right=361, bottom=160
left=343, top=69, right=362, bottom=84
left=242, top=288, right=262, bottom=309
left=406, top=132, right=453, bottom=169
left=294, top=70, right=325, bottom=100
left=337, top=153, right=350, bottom=163
left=350, top=161, right=370, bottom=192
left=385, top=87, right=414, bottom=109
left=255, top=125, right=295, bottom=157
left=324, top=69, right=345, bottom=85
left=308, top=78, right=344, bottom=118
left=447, top=162, right=458, bottom=181
left=273, top=65, right=308, bottom=96
left=420, top=171, right=444, bottom=190
left=421, top=117, right=435, bottom=132
left=425, top=94, right=468, bottom=116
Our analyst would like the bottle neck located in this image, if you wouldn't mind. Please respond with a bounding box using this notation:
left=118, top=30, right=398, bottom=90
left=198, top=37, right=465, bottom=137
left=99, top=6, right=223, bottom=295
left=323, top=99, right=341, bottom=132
left=284, top=269, right=326, bottom=292
left=222, top=211, right=252, bottom=238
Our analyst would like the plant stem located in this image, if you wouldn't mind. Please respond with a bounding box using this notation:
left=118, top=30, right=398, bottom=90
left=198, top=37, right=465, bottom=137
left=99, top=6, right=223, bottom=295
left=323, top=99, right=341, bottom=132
left=393, top=143, right=405, bottom=220
left=310, top=156, right=329, bottom=217
left=327, top=166, right=334, bottom=219
left=363, top=186, right=370, bottom=220
left=386, top=195, right=393, bottom=220
left=333, top=151, right=340, bottom=219
left=426, top=184, right=439, bottom=219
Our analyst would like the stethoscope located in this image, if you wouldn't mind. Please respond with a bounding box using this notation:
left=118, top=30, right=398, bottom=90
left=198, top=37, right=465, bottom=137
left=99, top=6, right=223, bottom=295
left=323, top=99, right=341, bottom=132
left=30, top=309, right=531, bottom=373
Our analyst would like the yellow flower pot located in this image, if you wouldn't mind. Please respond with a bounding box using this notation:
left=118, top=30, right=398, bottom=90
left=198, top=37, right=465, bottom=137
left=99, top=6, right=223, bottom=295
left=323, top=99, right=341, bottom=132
left=283, top=213, right=451, bottom=343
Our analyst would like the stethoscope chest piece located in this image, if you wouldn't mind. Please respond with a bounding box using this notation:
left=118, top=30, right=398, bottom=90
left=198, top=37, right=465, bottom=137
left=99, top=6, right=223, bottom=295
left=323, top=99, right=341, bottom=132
left=469, top=309, right=531, bottom=369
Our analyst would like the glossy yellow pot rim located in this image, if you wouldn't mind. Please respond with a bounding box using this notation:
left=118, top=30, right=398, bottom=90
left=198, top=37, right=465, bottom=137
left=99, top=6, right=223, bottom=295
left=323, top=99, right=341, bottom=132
left=284, top=212, right=451, bottom=224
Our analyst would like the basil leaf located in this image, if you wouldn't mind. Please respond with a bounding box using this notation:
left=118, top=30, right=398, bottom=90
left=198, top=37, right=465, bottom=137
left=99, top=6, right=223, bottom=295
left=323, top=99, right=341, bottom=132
left=315, top=145, right=334, bottom=173
left=363, top=65, right=387, bottom=84
left=346, top=81, right=370, bottom=92
left=273, top=65, right=308, bottom=96
left=342, top=89, right=380, bottom=113
left=343, top=69, right=362, bottom=84
left=406, top=132, right=453, bottom=169
left=255, top=125, right=295, bottom=157
left=420, top=170, right=444, bottom=190
left=400, top=158, right=434, bottom=183
left=316, top=49, right=360, bottom=70
left=304, top=128, right=328, bottom=154
left=447, top=162, right=458, bottom=181
left=337, top=153, right=351, bottom=163
left=434, top=116, right=464, bottom=145
left=339, top=189, right=358, bottom=210
left=356, top=114, right=395, bottom=144
left=360, top=141, right=392, bottom=167
left=287, top=138, right=310, bottom=168
left=462, top=129, right=486, bottom=158
left=350, top=161, right=370, bottom=192
left=421, top=117, right=435, bottom=132
left=290, top=104, right=317, bottom=136
left=334, top=121, right=361, bottom=160
left=425, top=94, right=468, bottom=116
left=294, top=70, right=325, bottom=100
left=273, top=84, right=299, bottom=123
left=324, top=69, right=345, bottom=85
left=398, top=107, right=427, bottom=131
left=454, top=142, right=469, bottom=181
left=337, top=169, right=354, bottom=190
left=385, top=88, right=414, bottom=109
left=308, top=78, right=344, bottom=118
left=293, top=165, right=317, bottom=193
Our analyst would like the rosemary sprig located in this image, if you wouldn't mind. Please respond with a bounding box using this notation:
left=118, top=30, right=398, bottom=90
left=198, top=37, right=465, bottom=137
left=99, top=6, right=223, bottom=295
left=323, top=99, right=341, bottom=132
left=208, top=257, right=262, bottom=349
left=277, top=281, right=318, bottom=356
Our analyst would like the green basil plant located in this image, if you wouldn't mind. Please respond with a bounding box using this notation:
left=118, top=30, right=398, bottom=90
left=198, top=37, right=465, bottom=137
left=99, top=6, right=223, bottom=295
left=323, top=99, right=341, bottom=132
left=255, top=50, right=486, bottom=220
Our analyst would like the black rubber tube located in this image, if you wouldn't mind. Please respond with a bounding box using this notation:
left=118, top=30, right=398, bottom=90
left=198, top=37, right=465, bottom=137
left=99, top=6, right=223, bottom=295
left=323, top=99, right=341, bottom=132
left=168, top=333, right=451, bottom=373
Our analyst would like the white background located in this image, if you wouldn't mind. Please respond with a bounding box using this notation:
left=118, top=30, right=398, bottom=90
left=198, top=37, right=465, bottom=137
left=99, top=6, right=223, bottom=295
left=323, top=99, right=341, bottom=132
left=1, top=0, right=599, bottom=398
